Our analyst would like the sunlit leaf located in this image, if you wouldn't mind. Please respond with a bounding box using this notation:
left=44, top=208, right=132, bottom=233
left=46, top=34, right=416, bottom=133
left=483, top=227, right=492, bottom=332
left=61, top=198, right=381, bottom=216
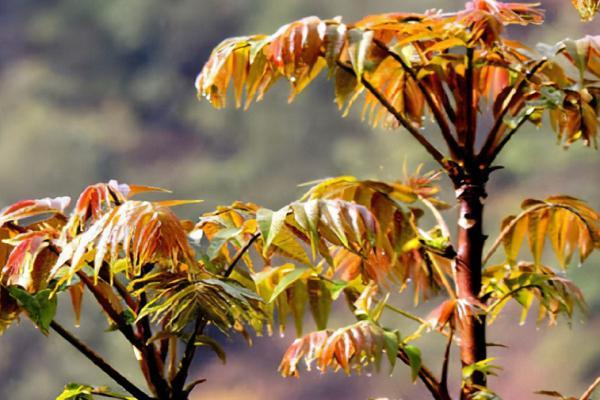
left=279, top=320, right=399, bottom=377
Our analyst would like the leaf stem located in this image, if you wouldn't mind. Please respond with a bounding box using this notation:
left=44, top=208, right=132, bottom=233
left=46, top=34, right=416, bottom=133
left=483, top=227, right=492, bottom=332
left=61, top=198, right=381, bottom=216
left=397, top=348, right=447, bottom=400
left=440, top=328, right=454, bottom=398
left=384, top=303, right=428, bottom=324
left=479, top=59, right=547, bottom=164
left=224, top=232, right=261, bottom=276
left=172, top=233, right=260, bottom=396
left=464, top=47, right=476, bottom=155
left=50, top=320, right=153, bottom=400
left=77, top=271, right=169, bottom=398
left=580, top=376, right=600, bottom=400
left=335, top=61, right=449, bottom=171
left=373, top=38, right=462, bottom=159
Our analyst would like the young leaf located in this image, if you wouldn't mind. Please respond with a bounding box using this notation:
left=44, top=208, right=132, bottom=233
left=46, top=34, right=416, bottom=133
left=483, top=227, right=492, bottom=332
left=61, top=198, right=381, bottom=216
left=403, top=344, right=422, bottom=382
left=7, top=287, right=57, bottom=335
left=257, top=206, right=290, bottom=254
left=195, top=334, right=227, bottom=364
left=279, top=320, right=398, bottom=377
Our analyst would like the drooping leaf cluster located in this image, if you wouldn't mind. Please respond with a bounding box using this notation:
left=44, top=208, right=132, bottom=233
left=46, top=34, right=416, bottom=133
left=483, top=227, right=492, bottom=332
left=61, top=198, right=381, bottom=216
left=197, top=0, right=600, bottom=151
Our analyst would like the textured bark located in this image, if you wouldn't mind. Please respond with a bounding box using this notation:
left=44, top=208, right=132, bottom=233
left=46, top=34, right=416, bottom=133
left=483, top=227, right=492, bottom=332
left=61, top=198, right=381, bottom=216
left=455, top=181, right=487, bottom=399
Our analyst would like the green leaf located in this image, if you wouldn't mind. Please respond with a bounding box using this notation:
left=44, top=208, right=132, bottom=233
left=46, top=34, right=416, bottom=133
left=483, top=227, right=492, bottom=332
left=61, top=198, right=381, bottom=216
left=207, top=227, right=243, bottom=260
left=462, top=358, right=502, bottom=381
left=257, top=206, right=290, bottom=255
left=56, top=383, right=135, bottom=400
left=268, top=266, right=308, bottom=303
left=404, top=344, right=421, bottom=382
left=289, top=280, right=309, bottom=337
left=325, top=280, right=347, bottom=300
left=195, top=334, right=227, bottom=364
left=56, top=383, right=94, bottom=400
left=292, top=201, right=321, bottom=259
left=334, top=67, right=359, bottom=110
left=8, top=287, right=57, bottom=335
left=201, top=278, right=263, bottom=303
left=383, top=329, right=399, bottom=372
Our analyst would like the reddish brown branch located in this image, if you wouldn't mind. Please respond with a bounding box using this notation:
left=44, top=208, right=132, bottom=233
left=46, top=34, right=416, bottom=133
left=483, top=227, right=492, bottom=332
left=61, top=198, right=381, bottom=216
left=464, top=47, right=476, bottom=155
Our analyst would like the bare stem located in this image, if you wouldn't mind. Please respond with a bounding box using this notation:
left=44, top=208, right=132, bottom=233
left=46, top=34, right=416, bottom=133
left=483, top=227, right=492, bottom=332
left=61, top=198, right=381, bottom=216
left=397, top=349, right=448, bottom=400
left=171, top=233, right=260, bottom=396
left=580, top=376, right=600, bottom=400
left=50, top=320, right=153, bottom=400
left=373, top=38, right=462, bottom=159
left=464, top=47, right=476, bottom=155
left=440, top=328, right=454, bottom=397
left=224, top=232, right=261, bottom=276
left=335, top=61, right=449, bottom=171
left=479, top=59, right=547, bottom=163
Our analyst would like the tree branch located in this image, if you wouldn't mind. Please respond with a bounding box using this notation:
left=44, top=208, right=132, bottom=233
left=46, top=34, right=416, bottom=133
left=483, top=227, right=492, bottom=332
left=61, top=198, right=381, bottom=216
left=485, top=110, right=530, bottom=166
left=336, top=61, right=449, bottom=171
left=464, top=47, right=476, bottom=155
left=138, top=290, right=170, bottom=399
left=170, top=314, right=203, bottom=395
left=224, top=232, right=261, bottom=276
left=171, top=233, right=260, bottom=396
left=440, top=328, right=454, bottom=397
left=78, top=271, right=169, bottom=398
left=373, top=38, right=462, bottom=159
left=77, top=272, right=141, bottom=348
left=478, top=59, right=547, bottom=164
left=50, top=320, right=153, bottom=400
left=580, top=376, right=600, bottom=400
left=397, top=349, right=446, bottom=400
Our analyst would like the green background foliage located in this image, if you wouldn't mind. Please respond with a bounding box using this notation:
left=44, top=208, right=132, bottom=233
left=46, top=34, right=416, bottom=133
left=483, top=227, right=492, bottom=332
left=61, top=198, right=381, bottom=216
left=0, top=0, right=597, bottom=399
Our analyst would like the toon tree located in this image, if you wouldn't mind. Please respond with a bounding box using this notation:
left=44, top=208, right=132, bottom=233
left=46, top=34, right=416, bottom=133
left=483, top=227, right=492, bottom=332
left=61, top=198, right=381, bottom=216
left=0, top=1, right=599, bottom=400
left=195, top=0, right=600, bottom=399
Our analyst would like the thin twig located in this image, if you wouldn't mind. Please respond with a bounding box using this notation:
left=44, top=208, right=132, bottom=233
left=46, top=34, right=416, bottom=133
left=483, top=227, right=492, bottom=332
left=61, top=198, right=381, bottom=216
left=172, top=233, right=260, bottom=396
left=373, top=38, right=462, bottom=159
left=440, top=328, right=454, bottom=397
left=78, top=271, right=169, bottom=398
left=397, top=348, right=445, bottom=400
left=335, top=61, right=449, bottom=170
left=464, top=47, right=476, bottom=155
left=482, top=203, right=545, bottom=265
left=479, top=59, right=547, bottom=163
left=77, top=272, right=141, bottom=348
left=486, top=110, right=530, bottom=166
left=170, top=314, right=203, bottom=395
left=50, top=321, right=153, bottom=400
left=384, top=303, right=429, bottom=324
left=224, top=232, right=261, bottom=276
left=486, top=284, right=542, bottom=314
left=580, top=376, right=600, bottom=400
left=420, top=196, right=452, bottom=239
left=138, top=290, right=170, bottom=399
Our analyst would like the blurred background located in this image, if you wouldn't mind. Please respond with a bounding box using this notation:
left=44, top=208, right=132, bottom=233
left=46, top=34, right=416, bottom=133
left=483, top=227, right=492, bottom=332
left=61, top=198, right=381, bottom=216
left=0, top=0, right=598, bottom=399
